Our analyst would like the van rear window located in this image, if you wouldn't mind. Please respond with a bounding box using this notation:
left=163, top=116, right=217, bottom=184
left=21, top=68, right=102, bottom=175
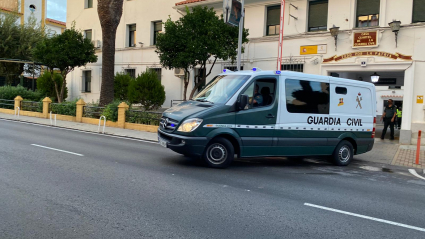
left=335, top=87, right=347, bottom=95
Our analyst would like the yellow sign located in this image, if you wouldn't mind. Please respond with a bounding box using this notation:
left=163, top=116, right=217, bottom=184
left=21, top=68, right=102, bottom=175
left=300, top=45, right=327, bottom=55
left=417, top=95, right=423, bottom=104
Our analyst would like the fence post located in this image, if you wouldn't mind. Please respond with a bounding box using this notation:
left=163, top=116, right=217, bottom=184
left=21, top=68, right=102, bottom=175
left=14, top=96, right=23, bottom=110
left=117, top=102, right=129, bottom=129
left=76, top=99, right=86, bottom=123
left=42, top=97, right=52, bottom=119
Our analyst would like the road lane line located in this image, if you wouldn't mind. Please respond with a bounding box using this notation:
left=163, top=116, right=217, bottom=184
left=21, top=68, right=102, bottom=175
left=409, top=169, right=425, bottom=181
left=31, top=144, right=84, bottom=157
left=304, top=203, right=425, bottom=233
left=0, top=118, right=158, bottom=144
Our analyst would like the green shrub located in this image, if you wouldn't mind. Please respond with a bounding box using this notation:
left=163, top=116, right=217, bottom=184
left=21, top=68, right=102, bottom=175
left=114, top=72, right=133, bottom=100
left=50, top=99, right=78, bottom=116
left=102, top=99, right=127, bottom=122
left=128, top=70, right=165, bottom=111
left=126, top=110, right=161, bottom=126
left=36, top=72, right=68, bottom=102
left=0, top=85, right=42, bottom=101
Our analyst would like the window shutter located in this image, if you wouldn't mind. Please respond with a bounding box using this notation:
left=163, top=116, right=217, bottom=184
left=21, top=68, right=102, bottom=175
left=357, top=0, right=380, bottom=16
left=81, top=73, right=85, bottom=93
left=413, top=0, right=425, bottom=23
left=309, top=1, right=328, bottom=29
left=154, top=22, right=162, bottom=31
left=267, top=6, right=281, bottom=26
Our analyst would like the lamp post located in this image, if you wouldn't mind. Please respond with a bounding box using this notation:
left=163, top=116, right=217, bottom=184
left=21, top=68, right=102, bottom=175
left=388, top=20, right=401, bottom=47
left=329, top=26, right=340, bottom=51
left=371, top=72, right=380, bottom=83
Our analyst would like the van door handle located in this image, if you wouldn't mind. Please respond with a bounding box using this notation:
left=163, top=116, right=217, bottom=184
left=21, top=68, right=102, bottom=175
left=266, top=114, right=275, bottom=118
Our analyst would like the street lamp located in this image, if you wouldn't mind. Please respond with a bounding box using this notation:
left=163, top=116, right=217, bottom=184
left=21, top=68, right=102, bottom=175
left=388, top=20, right=401, bottom=47
left=329, top=25, right=340, bottom=51
left=371, top=72, right=380, bottom=83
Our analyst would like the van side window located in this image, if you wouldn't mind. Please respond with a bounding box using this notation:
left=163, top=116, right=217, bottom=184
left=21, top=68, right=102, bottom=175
left=241, top=78, right=277, bottom=109
left=285, top=79, right=329, bottom=114
left=335, top=87, right=347, bottom=95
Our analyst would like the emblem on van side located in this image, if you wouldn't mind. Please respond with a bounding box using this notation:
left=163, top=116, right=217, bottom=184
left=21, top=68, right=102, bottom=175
left=356, top=93, right=363, bottom=109
left=338, top=98, right=344, bottom=106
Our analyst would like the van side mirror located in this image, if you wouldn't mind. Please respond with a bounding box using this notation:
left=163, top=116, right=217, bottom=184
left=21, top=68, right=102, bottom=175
left=238, top=94, right=249, bottom=110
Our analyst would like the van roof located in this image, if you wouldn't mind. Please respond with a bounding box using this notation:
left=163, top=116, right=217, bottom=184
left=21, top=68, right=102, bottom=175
left=219, top=70, right=375, bottom=88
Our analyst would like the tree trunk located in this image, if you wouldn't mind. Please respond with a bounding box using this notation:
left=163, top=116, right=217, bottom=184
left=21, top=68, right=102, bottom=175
left=97, top=0, right=124, bottom=106
left=52, top=70, right=62, bottom=103
left=188, top=57, right=217, bottom=99
left=59, top=74, right=67, bottom=103
left=183, top=70, right=190, bottom=101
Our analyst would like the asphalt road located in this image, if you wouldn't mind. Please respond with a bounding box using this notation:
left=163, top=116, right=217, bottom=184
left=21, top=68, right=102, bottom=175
left=0, top=119, right=424, bottom=239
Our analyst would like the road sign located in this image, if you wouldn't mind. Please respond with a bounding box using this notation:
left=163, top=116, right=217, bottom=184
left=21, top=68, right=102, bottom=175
left=224, top=0, right=242, bottom=27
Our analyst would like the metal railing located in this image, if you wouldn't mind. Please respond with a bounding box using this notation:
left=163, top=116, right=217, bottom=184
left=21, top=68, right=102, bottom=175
left=0, top=99, right=15, bottom=109
left=171, top=100, right=184, bottom=107
left=49, top=102, right=77, bottom=116
left=21, top=101, right=42, bottom=113
left=125, top=110, right=162, bottom=126
left=83, top=106, right=105, bottom=119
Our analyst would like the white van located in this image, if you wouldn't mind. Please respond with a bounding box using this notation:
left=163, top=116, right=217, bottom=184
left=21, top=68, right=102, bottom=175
left=158, top=69, right=376, bottom=168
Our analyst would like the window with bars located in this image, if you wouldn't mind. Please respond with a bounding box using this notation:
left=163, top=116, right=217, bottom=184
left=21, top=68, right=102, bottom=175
left=124, top=69, right=136, bottom=79
left=153, top=21, right=162, bottom=45
left=82, top=71, right=92, bottom=93
left=266, top=6, right=280, bottom=36
left=149, top=68, right=162, bottom=83
left=356, top=0, right=380, bottom=27
left=282, top=64, right=304, bottom=72
left=84, top=30, right=92, bottom=41
left=308, top=0, right=328, bottom=32
left=128, top=24, right=136, bottom=47
left=413, top=0, right=425, bottom=23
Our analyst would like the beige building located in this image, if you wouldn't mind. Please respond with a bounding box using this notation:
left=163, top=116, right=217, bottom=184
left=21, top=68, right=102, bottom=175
left=66, top=0, right=425, bottom=145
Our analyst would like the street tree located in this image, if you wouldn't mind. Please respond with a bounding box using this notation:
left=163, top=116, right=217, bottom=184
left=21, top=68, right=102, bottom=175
left=97, top=0, right=124, bottom=106
left=0, top=11, right=47, bottom=84
left=33, top=25, right=98, bottom=103
left=155, top=6, right=249, bottom=100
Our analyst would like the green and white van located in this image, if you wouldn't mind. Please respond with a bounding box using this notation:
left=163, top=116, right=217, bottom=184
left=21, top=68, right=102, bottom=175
left=158, top=69, right=376, bottom=168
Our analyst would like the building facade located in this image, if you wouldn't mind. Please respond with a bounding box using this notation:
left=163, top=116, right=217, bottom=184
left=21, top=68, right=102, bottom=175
left=0, top=0, right=66, bottom=34
left=66, top=0, right=425, bottom=145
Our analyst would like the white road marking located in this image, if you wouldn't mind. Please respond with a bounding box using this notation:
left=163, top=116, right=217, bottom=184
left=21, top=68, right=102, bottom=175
left=408, top=169, right=425, bottom=181
left=31, top=144, right=84, bottom=157
left=304, top=203, right=425, bottom=233
left=0, top=118, right=158, bottom=144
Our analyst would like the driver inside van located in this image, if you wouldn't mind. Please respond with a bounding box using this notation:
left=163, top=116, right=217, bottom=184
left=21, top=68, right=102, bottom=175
left=250, top=84, right=263, bottom=107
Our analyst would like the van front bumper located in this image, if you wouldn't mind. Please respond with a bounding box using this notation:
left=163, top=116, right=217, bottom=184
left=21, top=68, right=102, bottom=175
left=158, top=129, right=208, bottom=156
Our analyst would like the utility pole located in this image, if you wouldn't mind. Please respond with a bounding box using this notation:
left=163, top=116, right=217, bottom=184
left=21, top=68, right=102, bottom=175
left=276, top=0, right=286, bottom=71
left=236, top=0, right=244, bottom=71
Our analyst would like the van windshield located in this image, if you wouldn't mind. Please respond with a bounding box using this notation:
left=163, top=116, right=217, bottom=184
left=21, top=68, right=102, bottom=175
left=193, top=75, right=251, bottom=104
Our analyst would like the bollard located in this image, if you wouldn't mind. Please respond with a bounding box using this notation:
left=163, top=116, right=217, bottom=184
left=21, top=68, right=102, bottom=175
left=98, top=116, right=106, bottom=134
left=416, top=130, right=421, bottom=165
left=15, top=107, right=20, bottom=118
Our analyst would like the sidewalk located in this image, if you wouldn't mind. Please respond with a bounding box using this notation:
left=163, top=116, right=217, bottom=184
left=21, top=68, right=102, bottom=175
left=0, top=112, right=158, bottom=141
left=1, top=112, right=423, bottom=169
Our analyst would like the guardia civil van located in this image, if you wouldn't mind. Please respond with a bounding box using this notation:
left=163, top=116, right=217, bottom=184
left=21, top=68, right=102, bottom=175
left=158, top=68, right=376, bottom=168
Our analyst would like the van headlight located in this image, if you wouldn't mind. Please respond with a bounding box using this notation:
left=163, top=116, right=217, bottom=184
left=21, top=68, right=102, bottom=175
left=177, top=118, right=203, bottom=132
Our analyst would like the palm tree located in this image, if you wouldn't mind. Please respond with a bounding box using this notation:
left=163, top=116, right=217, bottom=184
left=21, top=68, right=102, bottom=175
left=97, top=0, right=124, bottom=106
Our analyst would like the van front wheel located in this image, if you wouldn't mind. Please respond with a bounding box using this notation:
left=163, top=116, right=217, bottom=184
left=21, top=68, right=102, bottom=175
left=332, top=140, right=353, bottom=166
left=203, top=138, right=234, bottom=168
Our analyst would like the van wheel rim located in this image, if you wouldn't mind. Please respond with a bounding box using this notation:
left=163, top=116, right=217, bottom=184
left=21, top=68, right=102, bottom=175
left=207, top=144, right=227, bottom=164
left=339, top=145, right=350, bottom=163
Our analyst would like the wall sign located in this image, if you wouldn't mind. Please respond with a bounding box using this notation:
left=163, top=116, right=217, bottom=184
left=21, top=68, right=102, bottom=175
left=323, top=51, right=412, bottom=63
left=417, top=95, right=423, bottom=104
left=353, top=31, right=378, bottom=48
left=300, top=45, right=327, bottom=55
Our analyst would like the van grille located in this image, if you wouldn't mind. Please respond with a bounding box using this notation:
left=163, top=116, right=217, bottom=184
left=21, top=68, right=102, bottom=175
left=159, top=117, right=179, bottom=131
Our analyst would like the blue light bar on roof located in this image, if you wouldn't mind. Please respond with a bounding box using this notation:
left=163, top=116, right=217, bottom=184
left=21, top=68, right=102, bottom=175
left=275, top=71, right=281, bottom=75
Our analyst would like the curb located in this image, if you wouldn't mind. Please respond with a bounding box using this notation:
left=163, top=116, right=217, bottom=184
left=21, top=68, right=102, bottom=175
left=0, top=117, right=158, bottom=143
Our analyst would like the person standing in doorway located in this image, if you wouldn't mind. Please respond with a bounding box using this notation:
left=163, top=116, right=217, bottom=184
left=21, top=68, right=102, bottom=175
left=381, top=99, right=397, bottom=140
left=397, top=107, right=402, bottom=130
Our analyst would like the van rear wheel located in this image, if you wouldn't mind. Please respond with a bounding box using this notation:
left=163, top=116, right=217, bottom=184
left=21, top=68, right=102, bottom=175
left=203, top=138, right=234, bottom=168
left=332, top=140, right=353, bottom=166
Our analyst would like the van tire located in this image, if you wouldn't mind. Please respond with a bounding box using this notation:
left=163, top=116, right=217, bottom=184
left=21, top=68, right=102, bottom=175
left=332, top=140, right=353, bottom=166
left=203, top=138, right=234, bottom=168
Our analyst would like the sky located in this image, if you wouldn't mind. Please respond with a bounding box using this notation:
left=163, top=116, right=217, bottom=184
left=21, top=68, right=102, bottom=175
left=47, top=0, right=67, bottom=22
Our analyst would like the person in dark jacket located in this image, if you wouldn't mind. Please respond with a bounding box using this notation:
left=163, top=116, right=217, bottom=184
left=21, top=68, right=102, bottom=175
left=381, top=99, right=397, bottom=140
